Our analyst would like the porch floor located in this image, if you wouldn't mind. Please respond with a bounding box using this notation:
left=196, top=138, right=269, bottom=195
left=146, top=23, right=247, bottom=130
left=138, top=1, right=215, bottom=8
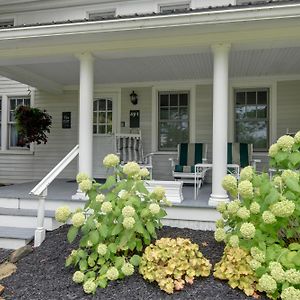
left=0, top=179, right=211, bottom=208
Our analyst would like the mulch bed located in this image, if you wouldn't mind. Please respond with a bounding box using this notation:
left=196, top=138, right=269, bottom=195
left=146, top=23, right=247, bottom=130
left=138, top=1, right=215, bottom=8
left=1, top=226, right=267, bottom=300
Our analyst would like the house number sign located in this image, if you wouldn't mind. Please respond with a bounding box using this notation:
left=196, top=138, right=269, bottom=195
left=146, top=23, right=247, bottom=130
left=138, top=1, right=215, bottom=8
left=62, top=112, right=71, bottom=129
left=130, top=110, right=140, bottom=128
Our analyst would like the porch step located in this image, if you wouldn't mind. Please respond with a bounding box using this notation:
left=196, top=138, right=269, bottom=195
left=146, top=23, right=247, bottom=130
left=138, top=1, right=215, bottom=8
left=0, top=226, right=34, bottom=250
left=0, top=208, right=60, bottom=231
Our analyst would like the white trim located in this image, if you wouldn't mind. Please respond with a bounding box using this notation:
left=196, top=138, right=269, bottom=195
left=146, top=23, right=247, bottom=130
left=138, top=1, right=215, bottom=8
left=1, top=94, right=8, bottom=151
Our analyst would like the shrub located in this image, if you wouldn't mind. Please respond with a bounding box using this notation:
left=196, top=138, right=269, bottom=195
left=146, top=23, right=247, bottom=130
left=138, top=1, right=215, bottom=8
left=55, top=154, right=169, bottom=294
left=214, top=131, right=300, bottom=299
left=139, top=237, right=211, bottom=294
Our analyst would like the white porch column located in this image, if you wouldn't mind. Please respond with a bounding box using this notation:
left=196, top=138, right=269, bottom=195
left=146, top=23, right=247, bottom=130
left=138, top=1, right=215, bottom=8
left=78, top=53, right=94, bottom=177
left=209, top=43, right=231, bottom=207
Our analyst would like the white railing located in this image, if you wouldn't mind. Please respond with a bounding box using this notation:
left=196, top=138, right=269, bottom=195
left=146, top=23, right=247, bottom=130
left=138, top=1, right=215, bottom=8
left=30, top=144, right=79, bottom=247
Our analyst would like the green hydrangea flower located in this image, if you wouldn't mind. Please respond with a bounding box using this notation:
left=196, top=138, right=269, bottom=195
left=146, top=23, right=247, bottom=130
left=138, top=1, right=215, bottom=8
left=216, top=202, right=227, bottom=213
left=106, top=267, right=119, bottom=281
left=151, top=186, right=166, bottom=200
left=227, top=200, right=240, bottom=214
left=240, top=166, right=254, bottom=181
left=214, top=228, right=226, bottom=242
left=285, top=269, right=300, bottom=285
left=139, top=167, right=150, bottom=178
left=71, top=212, right=85, bottom=228
left=101, top=202, right=113, bottom=214
left=238, top=180, right=254, bottom=199
left=228, top=235, right=239, bottom=248
left=249, top=259, right=261, bottom=270
left=277, top=135, right=294, bottom=152
left=123, top=161, right=141, bottom=177
left=240, top=222, right=256, bottom=239
left=118, top=190, right=130, bottom=199
left=281, top=170, right=300, bottom=183
left=122, top=205, right=135, bottom=217
left=103, top=153, right=120, bottom=168
left=76, top=172, right=89, bottom=184
left=281, top=287, right=300, bottom=300
left=55, top=206, right=71, bottom=223
left=72, top=271, right=85, bottom=283
left=79, top=179, right=92, bottom=193
left=262, top=211, right=276, bottom=224
left=270, top=199, right=295, bottom=218
left=83, top=279, right=97, bottom=294
left=122, top=217, right=135, bottom=229
left=216, top=219, right=225, bottom=228
left=249, top=202, right=260, bottom=214
left=222, top=175, right=237, bottom=195
left=237, top=207, right=250, bottom=220
left=95, top=193, right=105, bottom=202
left=258, top=274, right=277, bottom=294
left=250, top=247, right=265, bottom=263
left=97, top=243, right=107, bottom=256
left=273, top=176, right=283, bottom=188
left=121, top=263, right=134, bottom=276
left=149, top=203, right=160, bottom=215
left=269, top=262, right=285, bottom=283
left=294, top=131, right=300, bottom=143
left=268, top=143, right=279, bottom=158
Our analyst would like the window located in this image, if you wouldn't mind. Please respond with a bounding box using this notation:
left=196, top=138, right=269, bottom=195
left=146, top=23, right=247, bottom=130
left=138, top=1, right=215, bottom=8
left=160, top=3, right=190, bottom=13
left=0, top=19, right=14, bottom=29
left=158, top=91, right=189, bottom=151
left=93, top=98, right=113, bottom=134
left=0, top=98, right=1, bottom=147
left=88, top=11, right=116, bottom=20
left=8, top=96, right=30, bottom=148
left=234, top=88, right=269, bottom=151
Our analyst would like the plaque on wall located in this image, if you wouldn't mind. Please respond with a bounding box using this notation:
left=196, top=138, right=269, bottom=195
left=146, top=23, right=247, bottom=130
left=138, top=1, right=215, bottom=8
left=62, top=112, right=71, bottom=129
left=130, top=110, right=140, bottom=128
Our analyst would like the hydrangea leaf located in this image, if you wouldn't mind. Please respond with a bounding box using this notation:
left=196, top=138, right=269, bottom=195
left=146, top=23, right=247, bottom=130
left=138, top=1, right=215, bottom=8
left=111, top=223, right=122, bottom=236
left=285, top=177, right=300, bottom=193
left=89, top=230, right=100, bottom=245
left=130, top=254, right=141, bottom=266
left=98, top=278, right=108, bottom=288
left=99, top=224, right=108, bottom=238
left=108, top=243, right=117, bottom=254
left=146, top=221, right=155, bottom=235
left=79, top=259, right=88, bottom=271
left=67, top=226, right=79, bottom=243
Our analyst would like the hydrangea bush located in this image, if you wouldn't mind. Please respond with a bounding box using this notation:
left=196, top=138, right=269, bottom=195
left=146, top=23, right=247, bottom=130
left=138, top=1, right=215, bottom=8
left=55, top=154, right=169, bottom=294
left=139, top=237, right=211, bottom=294
left=214, top=132, right=300, bottom=300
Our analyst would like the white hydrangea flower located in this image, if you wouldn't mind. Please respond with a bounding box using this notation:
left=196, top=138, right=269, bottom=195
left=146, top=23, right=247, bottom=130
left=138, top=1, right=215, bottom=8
left=216, top=202, right=227, bottom=213
left=269, top=262, right=285, bottom=283
left=258, top=274, right=277, bottom=294
left=281, top=170, right=300, bottom=183
left=277, top=135, right=295, bottom=152
left=240, top=222, right=256, bottom=239
left=151, top=186, right=165, bottom=200
left=96, top=193, right=105, bottom=203
left=285, top=269, right=300, bottom=285
left=103, top=153, right=120, bottom=168
left=79, top=179, right=92, bottom=193
left=83, top=279, right=97, bottom=294
left=237, top=207, right=250, bottom=220
left=281, top=287, right=300, bottom=300
left=227, top=200, right=240, bottom=214
left=294, top=131, right=300, bottom=143
left=250, top=202, right=260, bottom=214
left=76, top=172, right=89, bottom=184
left=268, top=143, right=279, bottom=158
left=118, top=190, right=129, bottom=200
left=71, top=212, right=85, bottom=228
left=214, top=228, right=226, bottom=242
left=55, top=206, right=71, bottom=223
left=240, top=166, right=254, bottom=181
left=149, top=203, right=160, bottom=215
left=121, top=263, right=134, bottom=276
left=216, top=219, right=225, bottom=228
left=86, top=240, right=93, bottom=247
left=122, top=217, right=135, bottom=229
left=139, top=167, right=150, bottom=178
left=101, top=202, right=113, bottom=214
left=229, top=235, right=239, bottom=248
left=222, top=175, right=237, bottom=195
left=97, top=243, right=107, bottom=256
left=250, top=247, right=265, bottom=263
left=273, top=176, right=283, bottom=188
left=249, top=259, right=261, bottom=270
left=270, top=199, right=295, bottom=218
left=122, top=205, right=135, bottom=217
left=72, top=271, right=85, bottom=283
left=262, top=211, right=276, bottom=224
left=106, top=267, right=119, bottom=281
left=238, top=180, right=254, bottom=199
left=123, top=161, right=140, bottom=177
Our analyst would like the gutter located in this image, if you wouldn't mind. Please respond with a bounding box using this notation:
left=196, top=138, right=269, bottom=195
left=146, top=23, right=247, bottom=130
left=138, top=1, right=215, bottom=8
left=0, top=3, right=300, bottom=41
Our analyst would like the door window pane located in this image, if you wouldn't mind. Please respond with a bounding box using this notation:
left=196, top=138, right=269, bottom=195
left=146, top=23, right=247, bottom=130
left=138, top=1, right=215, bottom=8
left=93, top=98, right=113, bottom=134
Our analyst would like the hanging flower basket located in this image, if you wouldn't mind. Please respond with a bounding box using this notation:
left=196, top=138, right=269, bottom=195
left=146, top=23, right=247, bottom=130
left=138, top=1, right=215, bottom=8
left=15, top=105, right=52, bottom=147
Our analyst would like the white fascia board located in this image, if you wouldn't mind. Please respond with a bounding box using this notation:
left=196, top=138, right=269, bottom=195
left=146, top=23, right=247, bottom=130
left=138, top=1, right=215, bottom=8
left=0, top=3, right=300, bottom=41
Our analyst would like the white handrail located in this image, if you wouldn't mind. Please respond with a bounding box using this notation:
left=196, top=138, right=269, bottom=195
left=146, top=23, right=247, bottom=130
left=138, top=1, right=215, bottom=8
left=30, top=144, right=79, bottom=247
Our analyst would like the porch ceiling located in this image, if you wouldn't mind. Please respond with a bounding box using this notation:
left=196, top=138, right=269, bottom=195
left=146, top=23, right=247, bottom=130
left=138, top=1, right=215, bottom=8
left=2, top=46, right=300, bottom=87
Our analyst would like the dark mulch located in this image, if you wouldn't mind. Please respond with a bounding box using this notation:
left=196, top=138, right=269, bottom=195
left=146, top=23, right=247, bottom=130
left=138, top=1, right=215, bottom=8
left=0, top=249, right=12, bottom=264
left=1, top=226, right=268, bottom=300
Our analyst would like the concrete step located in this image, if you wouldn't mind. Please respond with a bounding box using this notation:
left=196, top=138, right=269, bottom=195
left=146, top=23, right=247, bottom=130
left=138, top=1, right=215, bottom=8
left=0, top=226, right=34, bottom=250
left=0, top=208, right=60, bottom=231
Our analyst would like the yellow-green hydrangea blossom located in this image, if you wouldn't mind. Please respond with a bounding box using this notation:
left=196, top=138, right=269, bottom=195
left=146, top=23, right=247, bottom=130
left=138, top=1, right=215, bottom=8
left=121, top=263, right=134, bottom=276
left=273, top=176, right=283, bottom=188
left=95, top=193, right=105, bottom=203
left=122, top=216, right=135, bottom=229
left=72, top=271, right=85, bottom=283
left=76, top=172, right=89, bottom=184
left=262, top=211, right=276, bottom=224
left=237, top=207, right=250, bottom=220
left=103, top=153, right=120, bottom=168
left=250, top=247, right=265, bottom=263
left=79, top=179, right=92, bottom=193
left=122, top=205, right=135, bottom=217
left=139, top=167, right=150, bottom=178
left=281, top=287, right=300, bottom=300
left=216, top=219, right=225, bottom=228
left=240, top=166, right=254, bottom=181
left=249, top=259, right=261, bottom=271
left=83, top=279, right=97, bottom=294
left=101, top=202, right=113, bottom=214
left=55, top=206, right=71, bottom=223
left=106, top=267, right=119, bottom=281
left=268, top=143, right=279, bottom=158
left=227, top=200, right=240, bottom=214
left=277, top=135, right=295, bottom=152
left=71, top=212, right=85, bottom=228
left=294, top=131, right=300, bottom=143
left=270, top=199, right=295, bottom=218
left=151, top=186, right=166, bottom=200
left=222, top=175, right=237, bottom=195
left=281, top=170, right=300, bottom=183
left=258, top=274, right=277, bottom=294
left=229, top=235, right=239, bottom=248
left=269, top=262, right=285, bottom=283
left=250, top=202, right=260, bottom=214
left=214, top=228, right=226, bottom=242
left=216, top=202, right=227, bottom=213
left=285, top=269, right=300, bottom=285
left=123, top=161, right=140, bottom=177
left=149, top=203, right=160, bottom=215
left=97, top=243, right=107, bottom=256
left=238, top=180, right=254, bottom=199
left=240, top=222, right=256, bottom=239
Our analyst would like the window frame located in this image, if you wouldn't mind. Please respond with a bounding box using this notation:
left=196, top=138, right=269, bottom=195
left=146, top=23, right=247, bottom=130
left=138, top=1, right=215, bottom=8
left=234, top=87, right=270, bottom=152
left=93, top=97, right=113, bottom=136
left=157, top=90, right=190, bottom=151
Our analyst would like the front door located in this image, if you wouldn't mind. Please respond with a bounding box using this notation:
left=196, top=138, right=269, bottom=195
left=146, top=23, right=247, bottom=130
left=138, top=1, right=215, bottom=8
left=92, top=93, right=118, bottom=178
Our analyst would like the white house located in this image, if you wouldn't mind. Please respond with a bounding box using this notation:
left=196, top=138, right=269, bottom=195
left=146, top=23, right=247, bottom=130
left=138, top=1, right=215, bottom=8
left=0, top=0, right=300, bottom=247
